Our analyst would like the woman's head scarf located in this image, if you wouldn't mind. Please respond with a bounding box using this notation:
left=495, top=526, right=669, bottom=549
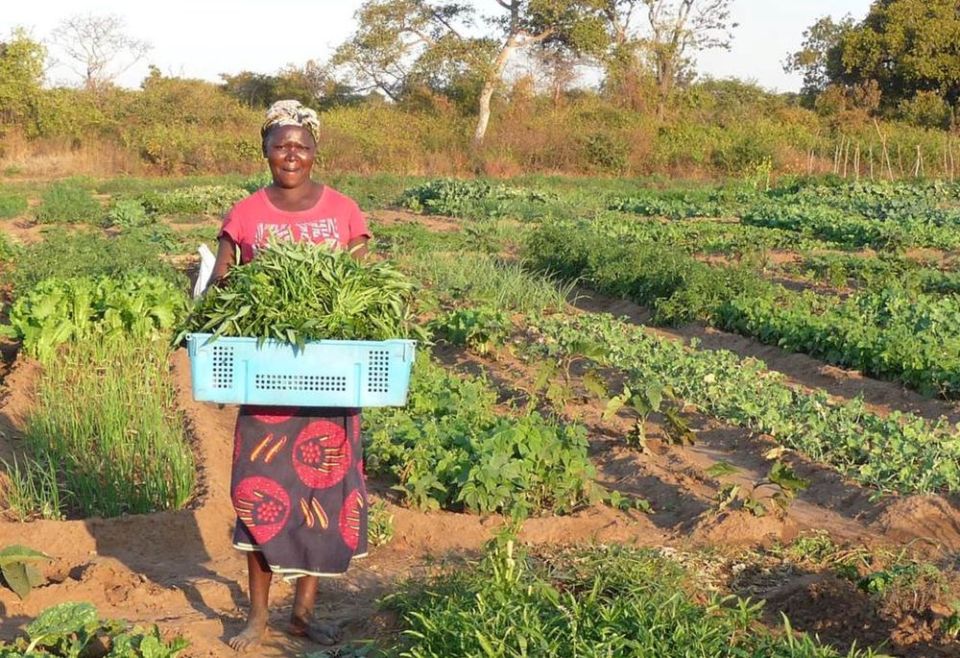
left=260, top=99, right=320, bottom=144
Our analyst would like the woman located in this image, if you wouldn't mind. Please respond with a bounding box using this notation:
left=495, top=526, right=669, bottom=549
left=209, top=100, right=371, bottom=652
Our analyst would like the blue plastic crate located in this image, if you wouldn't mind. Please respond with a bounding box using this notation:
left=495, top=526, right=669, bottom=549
left=186, top=333, right=416, bottom=407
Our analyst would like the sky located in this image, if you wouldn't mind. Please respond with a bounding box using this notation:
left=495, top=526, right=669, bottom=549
left=2, top=0, right=874, bottom=93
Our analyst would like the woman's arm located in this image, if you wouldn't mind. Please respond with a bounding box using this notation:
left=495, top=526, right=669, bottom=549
left=206, top=236, right=238, bottom=291
left=347, top=236, right=369, bottom=261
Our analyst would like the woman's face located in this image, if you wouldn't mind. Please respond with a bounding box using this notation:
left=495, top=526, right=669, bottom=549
left=264, top=125, right=317, bottom=189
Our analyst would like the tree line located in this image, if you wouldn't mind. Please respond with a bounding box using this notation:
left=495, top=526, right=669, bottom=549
left=1, top=0, right=958, bottom=178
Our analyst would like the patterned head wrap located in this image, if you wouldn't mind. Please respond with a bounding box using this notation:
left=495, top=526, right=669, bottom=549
left=260, top=99, right=320, bottom=144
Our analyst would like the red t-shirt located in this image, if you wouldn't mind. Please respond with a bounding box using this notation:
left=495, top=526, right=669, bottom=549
left=219, top=187, right=371, bottom=263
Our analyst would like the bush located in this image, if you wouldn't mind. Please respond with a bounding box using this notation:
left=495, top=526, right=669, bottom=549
left=584, top=132, right=629, bottom=173
left=34, top=181, right=101, bottom=224
left=0, top=194, right=28, bottom=219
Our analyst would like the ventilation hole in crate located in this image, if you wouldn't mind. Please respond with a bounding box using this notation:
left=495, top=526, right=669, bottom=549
left=254, top=374, right=348, bottom=392
left=212, top=346, right=235, bottom=389
left=367, top=350, right=390, bottom=393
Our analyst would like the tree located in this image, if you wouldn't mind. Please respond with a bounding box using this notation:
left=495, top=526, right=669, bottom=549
left=221, top=62, right=364, bottom=110
left=0, top=28, right=46, bottom=127
left=782, top=15, right=854, bottom=104
left=333, top=0, right=607, bottom=145
left=789, top=0, right=960, bottom=115
left=50, top=13, right=150, bottom=92
left=600, top=0, right=737, bottom=118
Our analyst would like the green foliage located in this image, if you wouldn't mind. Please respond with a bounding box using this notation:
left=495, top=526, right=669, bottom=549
left=34, top=182, right=102, bottom=224
left=106, top=198, right=151, bottom=227
left=368, top=499, right=395, bottom=547
left=138, top=185, right=247, bottom=216
left=0, top=193, right=27, bottom=218
left=400, top=178, right=554, bottom=220
left=22, top=337, right=195, bottom=517
left=526, top=200, right=960, bottom=397
left=429, top=306, right=509, bottom=355
left=0, top=601, right=188, bottom=657
left=384, top=542, right=883, bottom=657
left=835, top=0, right=960, bottom=111
left=0, top=28, right=45, bottom=129
left=181, top=242, right=422, bottom=344
left=0, top=545, right=50, bottom=600
left=526, top=218, right=774, bottom=325
left=897, top=90, right=951, bottom=129
left=527, top=312, right=960, bottom=495
left=1, top=454, right=63, bottom=521
left=401, top=246, right=574, bottom=315
left=10, top=228, right=185, bottom=295
left=364, top=356, right=599, bottom=516
left=717, top=285, right=960, bottom=397
left=3, top=274, right=187, bottom=361
left=583, top=132, right=628, bottom=173
left=603, top=382, right=694, bottom=451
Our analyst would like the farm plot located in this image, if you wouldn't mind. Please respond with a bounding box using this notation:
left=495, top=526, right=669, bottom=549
left=1, top=177, right=960, bottom=657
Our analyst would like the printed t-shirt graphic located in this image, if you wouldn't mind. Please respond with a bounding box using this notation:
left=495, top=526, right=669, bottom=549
left=219, top=186, right=371, bottom=263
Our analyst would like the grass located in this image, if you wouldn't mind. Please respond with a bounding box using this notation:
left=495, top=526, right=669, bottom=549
left=11, top=228, right=185, bottom=294
left=410, top=250, right=575, bottom=315
left=34, top=181, right=102, bottom=224
left=17, top=336, right=194, bottom=518
left=383, top=541, right=886, bottom=657
left=0, top=193, right=28, bottom=219
left=376, top=222, right=574, bottom=315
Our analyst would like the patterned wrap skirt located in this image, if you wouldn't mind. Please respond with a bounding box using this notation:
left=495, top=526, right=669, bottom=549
left=230, top=405, right=368, bottom=580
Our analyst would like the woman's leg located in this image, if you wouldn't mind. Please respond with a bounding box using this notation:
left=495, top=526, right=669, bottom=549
left=289, top=575, right=342, bottom=644
left=228, top=551, right=273, bottom=651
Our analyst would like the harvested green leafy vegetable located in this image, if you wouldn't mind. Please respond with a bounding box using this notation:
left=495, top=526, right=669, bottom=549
left=181, top=242, right=422, bottom=345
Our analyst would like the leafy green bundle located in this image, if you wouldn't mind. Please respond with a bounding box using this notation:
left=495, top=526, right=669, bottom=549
left=182, top=241, right=421, bottom=344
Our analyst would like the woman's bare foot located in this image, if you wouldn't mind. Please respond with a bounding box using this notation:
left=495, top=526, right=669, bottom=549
left=228, top=610, right=269, bottom=652
left=288, top=613, right=342, bottom=645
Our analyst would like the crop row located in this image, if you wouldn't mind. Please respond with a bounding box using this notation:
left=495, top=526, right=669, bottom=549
left=780, top=251, right=960, bottom=295
left=521, top=312, right=960, bottom=495
left=380, top=224, right=960, bottom=496
left=742, top=201, right=960, bottom=250
left=527, top=219, right=960, bottom=397
left=364, top=355, right=602, bottom=516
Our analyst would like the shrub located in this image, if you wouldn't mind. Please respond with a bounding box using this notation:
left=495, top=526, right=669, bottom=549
left=34, top=181, right=101, bottom=224
left=584, top=132, right=629, bottom=173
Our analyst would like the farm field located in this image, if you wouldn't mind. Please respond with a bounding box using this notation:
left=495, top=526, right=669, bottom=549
left=3, top=174, right=960, bottom=657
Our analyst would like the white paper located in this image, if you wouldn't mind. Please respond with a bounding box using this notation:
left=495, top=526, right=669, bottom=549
left=193, top=243, right=216, bottom=298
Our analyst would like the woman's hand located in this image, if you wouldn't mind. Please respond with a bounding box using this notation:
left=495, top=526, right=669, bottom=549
left=347, top=237, right=369, bottom=261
